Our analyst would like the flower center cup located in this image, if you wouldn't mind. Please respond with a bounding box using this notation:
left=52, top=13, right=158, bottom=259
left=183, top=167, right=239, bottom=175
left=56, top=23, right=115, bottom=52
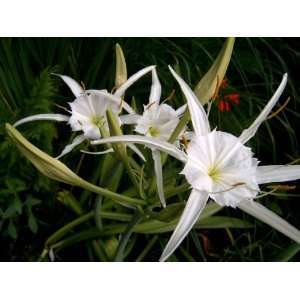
left=181, top=130, right=260, bottom=207
left=91, top=115, right=106, bottom=128
left=149, top=126, right=160, bottom=137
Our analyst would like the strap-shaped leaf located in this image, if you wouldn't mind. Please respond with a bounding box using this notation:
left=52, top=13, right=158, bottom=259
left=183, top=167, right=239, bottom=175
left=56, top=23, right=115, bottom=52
left=194, top=37, right=235, bottom=105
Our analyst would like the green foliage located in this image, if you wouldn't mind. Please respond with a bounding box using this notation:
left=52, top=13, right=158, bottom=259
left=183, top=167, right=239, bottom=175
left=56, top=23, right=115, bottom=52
left=0, top=46, right=59, bottom=242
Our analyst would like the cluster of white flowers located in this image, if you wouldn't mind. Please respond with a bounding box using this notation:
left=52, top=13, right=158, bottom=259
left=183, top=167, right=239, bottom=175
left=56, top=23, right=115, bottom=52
left=15, top=65, right=300, bottom=262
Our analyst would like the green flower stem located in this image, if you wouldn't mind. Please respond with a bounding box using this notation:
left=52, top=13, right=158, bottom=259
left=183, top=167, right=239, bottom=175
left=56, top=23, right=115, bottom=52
left=164, top=107, right=190, bottom=165
left=95, top=195, right=103, bottom=231
left=136, top=235, right=158, bottom=262
left=106, top=109, right=142, bottom=197
left=163, top=182, right=190, bottom=199
left=92, top=240, right=109, bottom=262
left=45, top=210, right=132, bottom=247
left=113, top=210, right=143, bottom=262
left=78, top=177, right=146, bottom=207
left=149, top=181, right=191, bottom=206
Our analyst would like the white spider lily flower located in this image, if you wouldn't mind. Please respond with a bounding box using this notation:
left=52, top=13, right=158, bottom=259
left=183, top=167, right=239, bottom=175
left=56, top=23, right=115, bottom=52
left=118, top=69, right=185, bottom=207
left=13, top=66, right=155, bottom=158
left=91, top=67, right=300, bottom=262
left=134, top=69, right=185, bottom=141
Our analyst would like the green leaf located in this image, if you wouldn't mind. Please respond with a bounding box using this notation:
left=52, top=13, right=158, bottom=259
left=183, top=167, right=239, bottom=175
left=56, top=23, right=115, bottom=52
left=133, top=216, right=252, bottom=234
left=13, top=196, right=23, bottom=214
left=7, top=220, right=17, bottom=239
left=5, top=178, right=26, bottom=192
left=3, top=205, right=17, bottom=219
left=274, top=243, right=300, bottom=262
left=25, top=195, right=41, bottom=207
left=148, top=203, right=185, bottom=222
left=28, top=213, right=38, bottom=234
left=194, top=37, right=235, bottom=104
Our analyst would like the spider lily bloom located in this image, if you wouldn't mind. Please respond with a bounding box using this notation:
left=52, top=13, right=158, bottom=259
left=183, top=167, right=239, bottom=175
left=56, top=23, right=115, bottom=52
left=13, top=66, right=155, bottom=158
left=91, top=67, right=300, bottom=262
left=113, top=69, right=186, bottom=207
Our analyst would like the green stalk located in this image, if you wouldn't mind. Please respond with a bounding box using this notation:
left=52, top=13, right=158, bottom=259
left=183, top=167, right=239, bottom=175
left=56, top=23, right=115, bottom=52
left=169, top=108, right=190, bottom=144
left=92, top=240, right=109, bottom=261
left=78, top=178, right=146, bottom=206
left=113, top=211, right=143, bottom=261
left=106, top=109, right=142, bottom=196
left=45, top=211, right=132, bottom=247
left=136, top=235, right=158, bottom=262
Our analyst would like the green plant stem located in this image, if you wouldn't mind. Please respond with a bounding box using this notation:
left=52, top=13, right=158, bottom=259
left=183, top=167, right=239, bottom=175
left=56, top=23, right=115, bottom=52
left=92, top=240, right=109, bottom=261
left=45, top=211, right=132, bottom=247
left=106, top=109, right=142, bottom=196
left=114, top=210, right=143, bottom=262
left=136, top=235, right=158, bottom=262
left=78, top=178, right=146, bottom=207
left=148, top=182, right=190, bottom=205
left=95, top=195, right=103, bottom=231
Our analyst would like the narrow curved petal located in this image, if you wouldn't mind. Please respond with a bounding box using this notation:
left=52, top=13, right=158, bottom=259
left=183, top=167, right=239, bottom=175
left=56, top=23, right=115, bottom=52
left=114, top=65, right=155, bottom=98
left=238, top=200, right=300, bottom=243
left=53, top=74, right=84, bottom=98
left=56, top=134, right=86, bottom=159
left=127, top=144, right=146, bottom=162
left=149, top=68, right=161, bottom=104
left=119, top=114, right=141, bottom=125
left=14, top=114, right=70, bottom=127
left=239, top=74, right=288, bottom=144
left=91, top=135, right=187, bottom=162
left=87, top=89, right=135, bottom=114
left=175, top=104, right=187, bottom=117
left=256, top=165, right=300, bottom=184
left=159, top=190, right=208, bottom=262
left=81, top=148, right=114, bottom=155
left=169, top=66, right=210, bottom=137
left=152, top=149, right=166, bottom=208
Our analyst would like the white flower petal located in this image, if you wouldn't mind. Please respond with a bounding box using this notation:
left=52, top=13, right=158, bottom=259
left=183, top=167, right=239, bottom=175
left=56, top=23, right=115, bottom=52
left=239, top=74, right=288, bottom=144
left=238, top=200, right=300, bottom=243
left=169, top=66, right=210, bottom=137
left=152, top=149, right=166, bottom=208
left=114, top=65, right=155, bottom=98
left=14, top=114, right=70, bottom=127
left=159, top=190, right=208, bottom=262
left=127, top=143, right=146, bottom=162
left=54, top=74, right=84, bottom=98
left=175, top=104, right=187, bottom=117
left=87, top=89, right=134, bottom=114
left=256, top=165, right=300, bottom=184
left=56, top=134, right=86, bottom=159
left=82, top=123, right=101, bottom=140
left=119, top=114, right=141, bottom=125
left=81, top=148, right=114, bottom=155
left=149, top=68, right=161, bottom=104
left=91, top=135, right=187, bottom=162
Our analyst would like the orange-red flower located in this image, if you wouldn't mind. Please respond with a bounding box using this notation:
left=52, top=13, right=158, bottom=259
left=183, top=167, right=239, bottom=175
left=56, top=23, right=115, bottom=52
left=216, top=79, right=240, bottom=112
